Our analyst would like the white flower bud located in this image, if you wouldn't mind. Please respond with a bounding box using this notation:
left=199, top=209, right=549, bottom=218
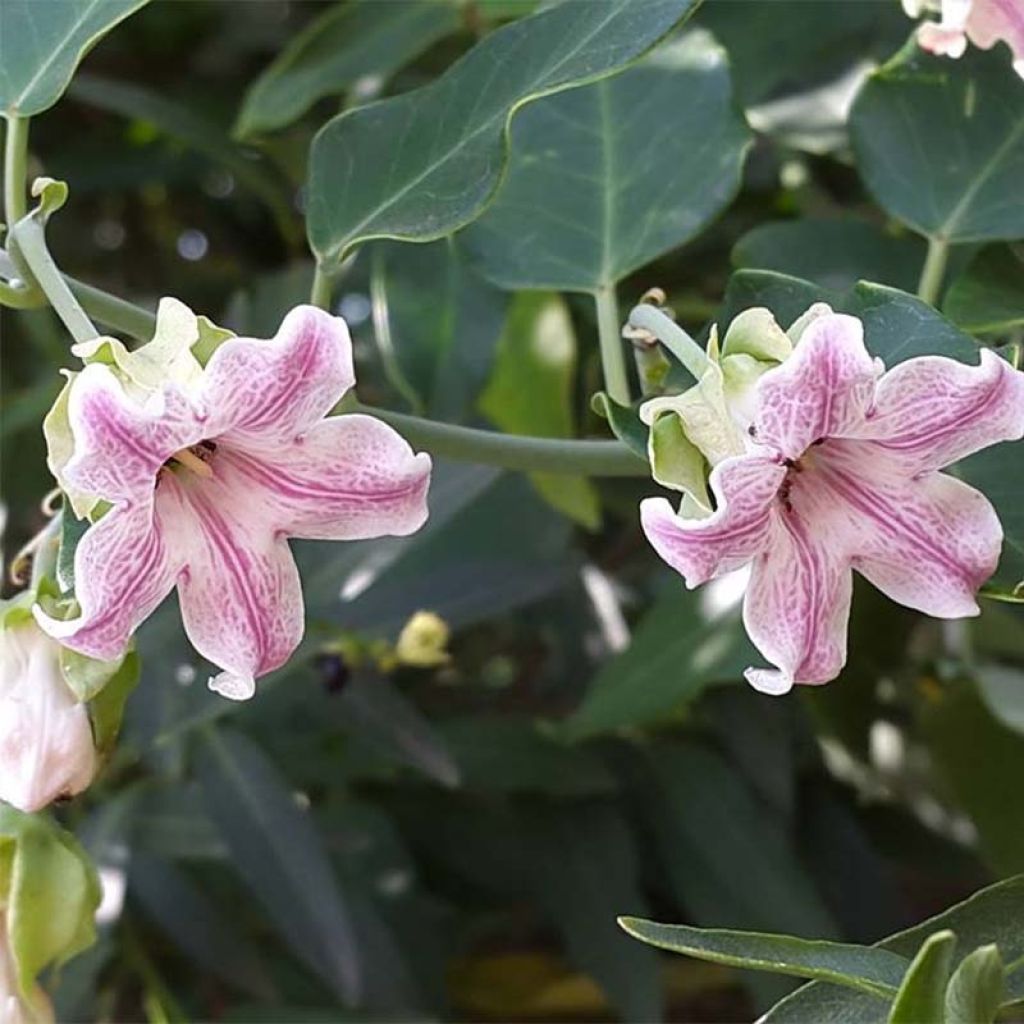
left=0, top=618, right=97, bottom=813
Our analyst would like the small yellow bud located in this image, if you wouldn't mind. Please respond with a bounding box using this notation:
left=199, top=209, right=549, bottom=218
left=395, top=611, right=451, bottom=668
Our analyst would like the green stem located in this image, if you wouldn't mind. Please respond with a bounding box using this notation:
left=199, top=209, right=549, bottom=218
left=68, top=275, right=156, bottom=340
left=916, top=235, right=949, bottom=306
left=310, top=265, right=332, bottom=310
left=370, top=245, right=425, bottom=413
left=11, top=216, right=98, bottom=342
left=354, top=402, right=646, bottom=476
left=594, top=283, right=630, bottom=405
left=4, top=116, right=29, bottom=228
left=629, top=303, right=710, bottom=381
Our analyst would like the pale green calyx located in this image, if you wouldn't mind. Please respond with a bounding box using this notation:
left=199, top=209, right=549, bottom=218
left=43, top=297, right=234, bottom=519
left=639, top=306, right=807, bottom=515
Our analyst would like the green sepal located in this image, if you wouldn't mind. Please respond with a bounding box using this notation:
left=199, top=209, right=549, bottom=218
left=591, top=391, right=649, bottom=461
left=28, top=177, right=69, bottom=222
left=647, top=412, right=711, bottom=511
left=0, top=807, right=101, bottom=1000
left=87, top=649, right=140, bottom=758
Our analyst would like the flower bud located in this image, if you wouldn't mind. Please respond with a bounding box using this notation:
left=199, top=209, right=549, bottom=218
left=395, top=611, right=451, bottom=668
left=0, top=615, right=97, bottom=814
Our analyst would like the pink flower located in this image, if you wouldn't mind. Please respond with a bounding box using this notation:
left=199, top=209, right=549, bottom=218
left=641, top=312, right=1024, bottom=695
left=909, top=0, right=1024, bottom=76
left=35, top=306, right=432, bottom=701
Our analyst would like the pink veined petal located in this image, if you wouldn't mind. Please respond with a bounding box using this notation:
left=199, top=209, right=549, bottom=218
left=967, top=0, right=1024, bottom=66
left=753, top=313, right=878, bottom=458
left=63, top=364, right=200, bottom=502
left=819, top=442, right=1002, bottom=617
left=221, top=414, right=432, bottom=541
left=33, top=500, right=180, bottom=661
left=640, top=455, right=786, bottom=588
left=200, top=305, right=355, bottom=446
left=743, top=502, right=854, bottom=696
left=854, top=349, right=1024, bottom=473
left=158, top=473, right=304, bottom=701
left=918, top=21, right=970, bottom=54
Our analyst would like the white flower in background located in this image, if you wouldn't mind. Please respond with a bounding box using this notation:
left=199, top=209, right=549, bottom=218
left=0, top=617, right=97, bottom=813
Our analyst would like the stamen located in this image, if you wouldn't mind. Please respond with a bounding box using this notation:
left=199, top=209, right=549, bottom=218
left=171, top=447, right=215, bottom=478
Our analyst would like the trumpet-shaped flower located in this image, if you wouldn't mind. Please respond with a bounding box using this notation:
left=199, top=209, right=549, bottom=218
left=904, top=0, right=1024, bottom=76
left=641, top=312, right=1024, bottom=694
left=0, top=617, right=97, bottom=813
left=35, top=306, right=432, bottom=701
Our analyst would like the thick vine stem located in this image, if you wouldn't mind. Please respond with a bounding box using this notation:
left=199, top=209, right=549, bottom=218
left=310, top=265, right=333, bottom=310
left=628, top=303, right=710, bottom=381
left=4, top=117, right=29, bottom=228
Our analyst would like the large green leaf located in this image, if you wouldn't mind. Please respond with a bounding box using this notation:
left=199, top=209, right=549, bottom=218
left=564, top=585, right=757, bottom=739
left=944, top=244, right=1024, bottom=335
left=763, top=877, right=1024, bottom=1022
left=618, top=919, right=909, bottom=998
left=479, top=292, right=600, bottom=528
left=0, top=0, right=148, bottom=117
left=370, top=238, right=509, bottom=422
left=732, top=219, right=926, bottom=294
left=197, top=727, right=361, bottom=1004
left=463, top=30, right=750, bottom=292
left=307, top=0, right=698, bottom=265
left=850, top=46, right=1024, bottom=243
left=235, top=1, right=460, bottom=139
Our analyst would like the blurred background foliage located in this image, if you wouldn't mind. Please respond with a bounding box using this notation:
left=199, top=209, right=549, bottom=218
left=3, top=1, right=1024, bottom=1021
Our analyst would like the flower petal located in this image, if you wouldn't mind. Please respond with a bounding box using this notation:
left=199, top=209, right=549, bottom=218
left=63, top=364, right=199, bottom=503
left=219, top=415, right=432, bottom=541
left=820, top=443, right=1001, bottom=617
left=33, top=501, right=179, bottom=661
left=856, top=349, right=1024, bottom=473
left=967, top=0, right=1024, bottom=62
left=754, top=313, right=878, bottom=458
left=200, top=305, right=354, bottom=446
left=159, top=474, right=304, bottom=701
left=743, top=509, right=853, bottom=696
left=640, top=455, right=785, bottom=587
left=918, top=22, right=970, bottom=54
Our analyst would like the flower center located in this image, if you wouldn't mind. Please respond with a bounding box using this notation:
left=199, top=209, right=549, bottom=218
left=778, top=439, right=826, bottom=513
left=165, top=440, right=217, bottom=479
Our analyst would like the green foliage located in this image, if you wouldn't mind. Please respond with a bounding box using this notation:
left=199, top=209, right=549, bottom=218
left=886, top=930, right=955, bottom=1024
left=944, top=244, right=1024, bottom=334
left=307, top=0, right=699, bottom=265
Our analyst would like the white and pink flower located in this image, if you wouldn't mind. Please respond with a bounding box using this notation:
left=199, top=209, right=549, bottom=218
left=641, top=311, right=1024, bottom=694
left=905, top=0, right=1024, bottom=76
left=35, top=305, right=432, bottom=701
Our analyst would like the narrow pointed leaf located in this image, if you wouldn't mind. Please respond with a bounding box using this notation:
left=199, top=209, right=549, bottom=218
left=307, top=0, right=699, bottom=265
left=887, top=930, right=955, bottom=1024
left=944, top=945, right=1004, bottom=1024
left=618, top=918, right=910, bottom=998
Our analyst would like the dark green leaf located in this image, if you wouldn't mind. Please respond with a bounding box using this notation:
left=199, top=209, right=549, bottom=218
left=307, top=0, right=699, bottom=265
left=591, top=391, right=650, bottom=460
left=618, top=919, right=909, bottom=998
left=235, top=1, right=460, bottom=139
left=463, top=31, right=750, bottom=291
left=887, top=930, right=955, bottom=1024
left=851, top=47, right=1024, bottom=243
left=564, top=587, right=756, bottom=739
left=944, top=244, right=1024, bottom=335
left=0, top=0, right=148, bottom=117
left=197, top=727, right=361, bottom=1004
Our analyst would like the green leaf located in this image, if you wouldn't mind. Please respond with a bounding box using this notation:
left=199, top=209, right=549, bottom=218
left=944, top=245, right=1024, bottom=335
left=129, top=852, right=274, bottom=999
left=850, top=46, right=1024, bottom=243
left=618, top=919, right=910, bottom=999
left=732, top=219, right=926, bottom=294
left=762, top=877, right=1024, bottom=1022
left=0, top=0, right=148, bottom=117
left=197, top=727, right=361, bottom=1004
left=480, top=292, right=600, bottom=529
left=974, top=663, right=1024, bottom=736
left=235, top=0, right=461, bottom=139
left=924, top=682, right=1024, bottom=876
left=307, top=0, right=699, bottom=265
left=591, top=391, right=649, bottom=459
left=887, top=930, right=955, bottom=1024
left=944, top=945, right=1004, bottom=1024
left=68, top=74, right=299, bottom=245
left=87, top=648, right=139, bottom=757
left=335, top=670, right=460, bottom=788
left=564, top=587, right=756, bottom=739
left=371, top=239, right=509, bottom=422
left=463, top=30, right=750, bottom=292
